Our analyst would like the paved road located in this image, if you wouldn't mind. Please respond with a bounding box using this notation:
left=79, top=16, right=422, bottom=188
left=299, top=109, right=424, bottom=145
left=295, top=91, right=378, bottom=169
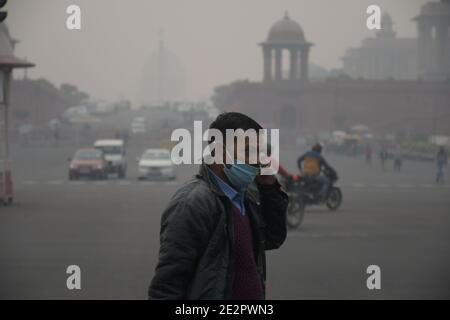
left=1, top=144, right=449, bottom=299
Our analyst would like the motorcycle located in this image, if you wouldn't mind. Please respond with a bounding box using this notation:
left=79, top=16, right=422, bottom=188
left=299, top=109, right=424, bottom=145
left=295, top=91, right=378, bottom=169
left=283, top=168, right=343, bottom=229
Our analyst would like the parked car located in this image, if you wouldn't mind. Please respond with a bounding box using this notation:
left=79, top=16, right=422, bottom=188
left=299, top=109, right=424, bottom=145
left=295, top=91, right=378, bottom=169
left=94, top=139, right=127, bottom=178
left=137, top=148, right=175, bottom=180
left=69, top=148, right=108, bottom=180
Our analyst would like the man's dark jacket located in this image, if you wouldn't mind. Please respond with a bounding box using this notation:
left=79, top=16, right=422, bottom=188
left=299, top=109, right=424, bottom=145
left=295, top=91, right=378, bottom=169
left=148, top=164, right=288, bottom=299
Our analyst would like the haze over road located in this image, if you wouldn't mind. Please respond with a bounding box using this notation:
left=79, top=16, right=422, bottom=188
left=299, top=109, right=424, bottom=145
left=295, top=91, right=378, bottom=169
left=1, top=143, right=449, bottom=299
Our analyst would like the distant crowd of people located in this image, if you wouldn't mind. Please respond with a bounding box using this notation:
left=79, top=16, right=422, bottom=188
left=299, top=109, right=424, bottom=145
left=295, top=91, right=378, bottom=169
left=363, top=143, right=448, bottom=184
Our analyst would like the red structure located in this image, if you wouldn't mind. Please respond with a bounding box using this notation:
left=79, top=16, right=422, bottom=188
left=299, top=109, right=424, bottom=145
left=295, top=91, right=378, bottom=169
left=0, top=24, right=35, bottom=205
left=213, top=8, right=450, bottom=140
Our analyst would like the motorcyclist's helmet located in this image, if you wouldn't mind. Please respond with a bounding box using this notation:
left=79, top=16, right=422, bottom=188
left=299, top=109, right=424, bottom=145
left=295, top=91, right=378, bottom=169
left=312, top=143, right=322, bottom=154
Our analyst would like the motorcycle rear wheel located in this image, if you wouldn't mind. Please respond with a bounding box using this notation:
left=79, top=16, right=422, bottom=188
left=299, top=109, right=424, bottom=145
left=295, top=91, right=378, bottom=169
left=326, top=187, right=342, bottom=211
left=286, top=198, right=305, bottom=229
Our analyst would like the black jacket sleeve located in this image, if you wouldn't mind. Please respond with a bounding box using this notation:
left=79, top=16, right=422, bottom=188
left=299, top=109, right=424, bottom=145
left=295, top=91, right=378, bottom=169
left=148, top=196, right=214, bottom=299
left=297, top=155, right=305, bottom=171
left=257, top=181, right=288, bottom=250
left=319, top=156, right=337, bottom=176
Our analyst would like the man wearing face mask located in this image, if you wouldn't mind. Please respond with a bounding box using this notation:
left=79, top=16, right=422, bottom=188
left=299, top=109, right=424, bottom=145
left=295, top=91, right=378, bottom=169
left=148, top=112, right=288, bottom=300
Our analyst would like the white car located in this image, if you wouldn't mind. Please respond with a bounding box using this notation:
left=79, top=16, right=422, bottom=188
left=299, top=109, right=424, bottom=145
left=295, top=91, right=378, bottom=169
left=94, top=139, right=127, bottom=178
left=137, top=148, right=175, bottom=180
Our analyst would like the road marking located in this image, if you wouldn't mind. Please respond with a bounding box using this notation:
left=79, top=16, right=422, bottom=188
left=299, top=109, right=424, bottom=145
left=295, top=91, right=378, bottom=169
left=69, top=181, right=86, bottom=185
left=351, top=183, right=365, bottom=188
left=374, top=183, right=389, bottom=188
left=93, top=181, right=108, bottom=186
left=17, top=180, right=448, bottom=190
left=140, top=181, right=156, bottom=186
left=138, top=180, right=180, bottom=186
left=48, top=180, right=63, bottom=185
left=288, top=231, right=372, bottom=239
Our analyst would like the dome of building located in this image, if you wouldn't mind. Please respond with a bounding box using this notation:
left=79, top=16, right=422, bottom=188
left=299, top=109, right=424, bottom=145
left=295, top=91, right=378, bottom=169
left=419, top=0, right=450, bottom=17
left=0, top=24, right=34, bottom=68
left=381, top=13, right=393, bottom=29
left=266, top=12, right=306, bottom=44
left=376, top=12, right=396, bottom=38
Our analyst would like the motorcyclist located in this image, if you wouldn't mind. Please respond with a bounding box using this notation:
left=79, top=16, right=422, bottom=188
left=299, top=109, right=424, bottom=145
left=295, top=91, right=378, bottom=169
left=297, top=143, right=337, bottom=201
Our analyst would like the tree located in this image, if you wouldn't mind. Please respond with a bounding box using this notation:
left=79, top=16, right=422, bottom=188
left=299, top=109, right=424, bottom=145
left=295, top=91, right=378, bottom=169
left=60, top=83, right=89, bottom=106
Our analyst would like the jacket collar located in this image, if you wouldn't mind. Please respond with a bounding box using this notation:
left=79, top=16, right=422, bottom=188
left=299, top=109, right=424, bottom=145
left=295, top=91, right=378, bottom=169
left=197, top=163, right=259, bottom=204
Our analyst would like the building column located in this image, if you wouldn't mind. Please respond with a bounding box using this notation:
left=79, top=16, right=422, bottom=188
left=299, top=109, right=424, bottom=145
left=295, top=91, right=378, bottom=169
left=263, top=46, right=273, bottom=81
left=289, top=49, right=299, bottom=81
left=436, top=21, right=450, bottom=78
left=274, top=48, right=282, bottom=80
left=417, top=21, right=433, bottom=78
left=300, top=48, right=309, bottom=81
left=446, top=23, right=450, bottom=76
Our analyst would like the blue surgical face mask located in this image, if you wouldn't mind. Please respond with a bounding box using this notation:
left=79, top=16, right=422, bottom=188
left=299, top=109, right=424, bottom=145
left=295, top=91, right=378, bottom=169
left=223, top=149, right=260, bottom=192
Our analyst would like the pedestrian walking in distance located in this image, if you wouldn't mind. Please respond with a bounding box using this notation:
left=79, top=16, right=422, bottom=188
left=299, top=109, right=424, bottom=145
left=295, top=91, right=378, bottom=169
left=436, top=146, right=448, bottom=184
left=379, top=147, right=388, bottom=171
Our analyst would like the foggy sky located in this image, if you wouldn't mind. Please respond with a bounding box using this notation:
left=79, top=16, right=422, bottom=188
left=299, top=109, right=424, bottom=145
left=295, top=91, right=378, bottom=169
left=6, top=0, right=429, bottom=104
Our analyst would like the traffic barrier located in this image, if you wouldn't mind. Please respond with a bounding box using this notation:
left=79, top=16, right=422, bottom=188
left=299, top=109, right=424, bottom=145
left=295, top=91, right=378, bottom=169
left=0, top=169, right=13, bottom=205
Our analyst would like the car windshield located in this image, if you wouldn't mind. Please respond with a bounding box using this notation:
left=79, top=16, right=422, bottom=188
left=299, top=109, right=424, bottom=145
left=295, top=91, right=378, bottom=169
left=96, top=146, right=122, bottom=155
left=143, top=151, right=170, bottom=160
left=75, top=150, right=102, bottom=160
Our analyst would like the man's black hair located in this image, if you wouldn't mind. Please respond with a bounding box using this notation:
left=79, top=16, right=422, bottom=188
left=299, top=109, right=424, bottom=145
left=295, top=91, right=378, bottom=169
left=208, top=112, right=262, bottom=144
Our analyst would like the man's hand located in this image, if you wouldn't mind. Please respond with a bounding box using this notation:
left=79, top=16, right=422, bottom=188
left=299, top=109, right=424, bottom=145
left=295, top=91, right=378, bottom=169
left=255, top=174, right=277, bottom=185
left=255, top=158, right=277, bottom=185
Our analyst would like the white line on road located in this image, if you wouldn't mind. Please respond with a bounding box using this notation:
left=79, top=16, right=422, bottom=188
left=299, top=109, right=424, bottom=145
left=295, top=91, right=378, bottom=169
left=69, top=181, right=86, bottom=185
left=287, top=231, right=372, bottom=239
left=23, top=180, right=37, bottom=185
left=48, top=180, right=63, bottom=185
left=18, top=180, right=446, bottom=190
left=140, top=181, right=156, bottom=186
left=138, top=181, right=180, bottom=186
left=374, top=183, right=390, bottom=188
left=351, top=183, right=366, bottom=188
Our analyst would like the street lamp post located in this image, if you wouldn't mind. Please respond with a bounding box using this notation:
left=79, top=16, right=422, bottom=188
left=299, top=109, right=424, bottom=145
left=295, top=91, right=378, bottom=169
left=0, top=67, right=12, bottom=205
left=0, top=52, right=34, bottom=206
